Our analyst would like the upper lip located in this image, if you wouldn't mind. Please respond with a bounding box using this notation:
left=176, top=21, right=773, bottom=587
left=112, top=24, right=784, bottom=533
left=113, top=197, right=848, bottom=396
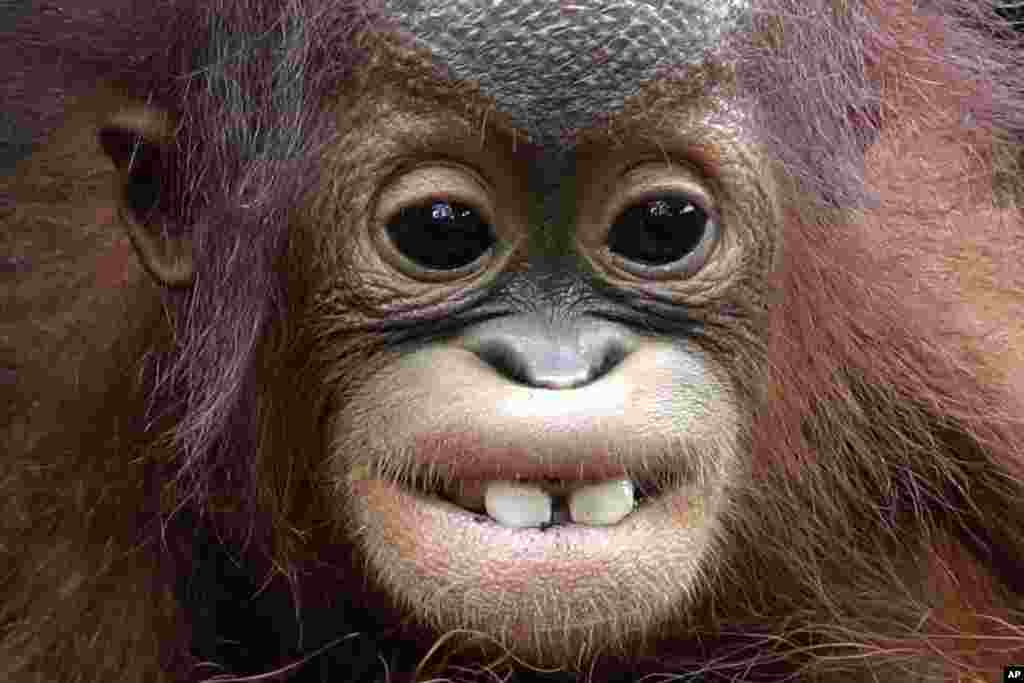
left=411, top=432, right=634, bottom=483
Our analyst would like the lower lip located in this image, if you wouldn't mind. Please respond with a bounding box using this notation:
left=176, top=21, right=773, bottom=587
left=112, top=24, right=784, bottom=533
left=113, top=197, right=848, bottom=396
left=350, top=476, right=717, bottom=657
left=352, top=477, right=711, bottom=583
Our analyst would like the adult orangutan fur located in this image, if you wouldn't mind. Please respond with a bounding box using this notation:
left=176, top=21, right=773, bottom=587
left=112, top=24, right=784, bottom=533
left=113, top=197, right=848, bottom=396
left=2, top=0, right=1024, bottom=681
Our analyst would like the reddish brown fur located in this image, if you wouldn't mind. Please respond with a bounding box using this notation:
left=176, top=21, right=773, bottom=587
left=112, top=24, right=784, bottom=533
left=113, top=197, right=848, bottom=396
left=2, top=1, right=1024, bottom=681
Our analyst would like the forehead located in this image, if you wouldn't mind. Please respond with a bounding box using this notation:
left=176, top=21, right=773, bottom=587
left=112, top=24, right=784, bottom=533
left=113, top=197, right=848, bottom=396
left=375, top=0, right=752, bottom=147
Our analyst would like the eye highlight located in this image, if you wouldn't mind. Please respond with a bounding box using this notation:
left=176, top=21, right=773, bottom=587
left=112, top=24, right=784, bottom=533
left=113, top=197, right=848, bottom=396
left=385, top=199, right=496, bottom=271
left=606, top=193, right=717, bottom=276
left=373, top=162, right=500, bottom=278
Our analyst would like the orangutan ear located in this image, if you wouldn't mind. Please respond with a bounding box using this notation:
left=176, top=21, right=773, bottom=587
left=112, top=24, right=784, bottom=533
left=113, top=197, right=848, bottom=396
left=99, top=104, right=194, bottom=287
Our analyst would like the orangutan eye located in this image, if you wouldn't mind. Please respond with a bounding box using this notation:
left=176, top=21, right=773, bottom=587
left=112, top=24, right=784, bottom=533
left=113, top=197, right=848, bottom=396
left=607, top=194, right=714, bottom=270
left=385, top=200, right=496, bottom=271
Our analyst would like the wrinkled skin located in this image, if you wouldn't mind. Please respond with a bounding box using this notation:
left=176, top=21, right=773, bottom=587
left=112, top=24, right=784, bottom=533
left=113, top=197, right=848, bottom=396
left=2, top=1, right=1024, bottom=682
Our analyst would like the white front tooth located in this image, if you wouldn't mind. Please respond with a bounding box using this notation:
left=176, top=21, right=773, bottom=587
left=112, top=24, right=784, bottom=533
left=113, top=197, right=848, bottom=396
left=569, top=479, right=635, bottom=526
left=484, top=481, right=553, bottom=528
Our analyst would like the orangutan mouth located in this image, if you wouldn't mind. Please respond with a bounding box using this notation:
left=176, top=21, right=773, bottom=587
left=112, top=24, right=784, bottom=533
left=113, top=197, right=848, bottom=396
left=436, top=477, right=659, bottom=529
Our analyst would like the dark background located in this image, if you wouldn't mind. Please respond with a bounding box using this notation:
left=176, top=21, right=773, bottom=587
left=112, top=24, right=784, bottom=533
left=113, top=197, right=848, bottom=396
left=0, top=0, right=35, bottom=174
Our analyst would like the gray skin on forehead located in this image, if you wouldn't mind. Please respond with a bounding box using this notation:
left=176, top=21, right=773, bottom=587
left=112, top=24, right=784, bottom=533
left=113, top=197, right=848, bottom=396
left=377, top=0, right=751, bottom=147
